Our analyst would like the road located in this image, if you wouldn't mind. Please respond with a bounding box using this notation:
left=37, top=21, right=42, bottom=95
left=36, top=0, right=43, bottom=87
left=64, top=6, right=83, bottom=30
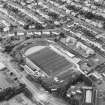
left=0, top=10, right=17, bottom=26
left=3, top=0, right=105, bottom=38
left=0, top=28, right=61, bottom=40
left=57, top=40, right=86, bottom=60
left=6, top=0, right=45, bottom=24
left=66, top=30, right=105, bottom=58
left=2, top=0, right=104, bottom=45
left=0, top=52, right=69, bottom=105
left=0, top=8, right=23, bottom=26
left=61, top=22, right=104, bottom=45
left=0, top=9, right=26, bottom=31
left=40, top=0, right=105, bottom=34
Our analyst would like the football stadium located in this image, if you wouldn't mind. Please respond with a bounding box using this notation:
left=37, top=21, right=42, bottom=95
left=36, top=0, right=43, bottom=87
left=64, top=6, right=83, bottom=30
left=21, top=39, right=81, bottom=86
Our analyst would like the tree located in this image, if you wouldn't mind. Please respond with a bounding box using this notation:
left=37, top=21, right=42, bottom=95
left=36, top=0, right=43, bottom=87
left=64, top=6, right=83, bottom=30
left=58, top=32, right=66, bottom=41
left=85, top=12, right=94, bottom=19
left=102, top=22, right=105, bottom=29
left=59, top=32, right=66, bottom=38
left=0, top=84, right=26, bottom=102
left=48, top=12, right=59, bottom=20
left=35, top=23, right=44, bottom=30
left=23, top=88, right=33, bottom=100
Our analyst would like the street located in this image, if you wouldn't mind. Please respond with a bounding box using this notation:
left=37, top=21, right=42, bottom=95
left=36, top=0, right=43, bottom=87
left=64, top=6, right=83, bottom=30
left=0, top=52, right=69, bottom=105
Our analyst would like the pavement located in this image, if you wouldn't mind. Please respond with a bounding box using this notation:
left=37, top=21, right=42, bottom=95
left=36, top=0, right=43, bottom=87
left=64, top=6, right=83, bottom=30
left=0, top=8, right=25, bottom=28
left=7, top=0, right=45, bottom=24
left=40, top=0, right=105, bottom=35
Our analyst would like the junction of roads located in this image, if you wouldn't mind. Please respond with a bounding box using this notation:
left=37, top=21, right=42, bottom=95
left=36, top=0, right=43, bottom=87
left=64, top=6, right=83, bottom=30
left=0, top=0, right=105, bottom=105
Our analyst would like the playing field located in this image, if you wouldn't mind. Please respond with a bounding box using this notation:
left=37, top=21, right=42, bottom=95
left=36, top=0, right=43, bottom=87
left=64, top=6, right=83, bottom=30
left=27, top=47, right=73, bottom=77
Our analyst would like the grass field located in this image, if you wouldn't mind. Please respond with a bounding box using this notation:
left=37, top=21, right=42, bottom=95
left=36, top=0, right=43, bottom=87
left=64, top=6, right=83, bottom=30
left=27, top=47, right=73, bottom=77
